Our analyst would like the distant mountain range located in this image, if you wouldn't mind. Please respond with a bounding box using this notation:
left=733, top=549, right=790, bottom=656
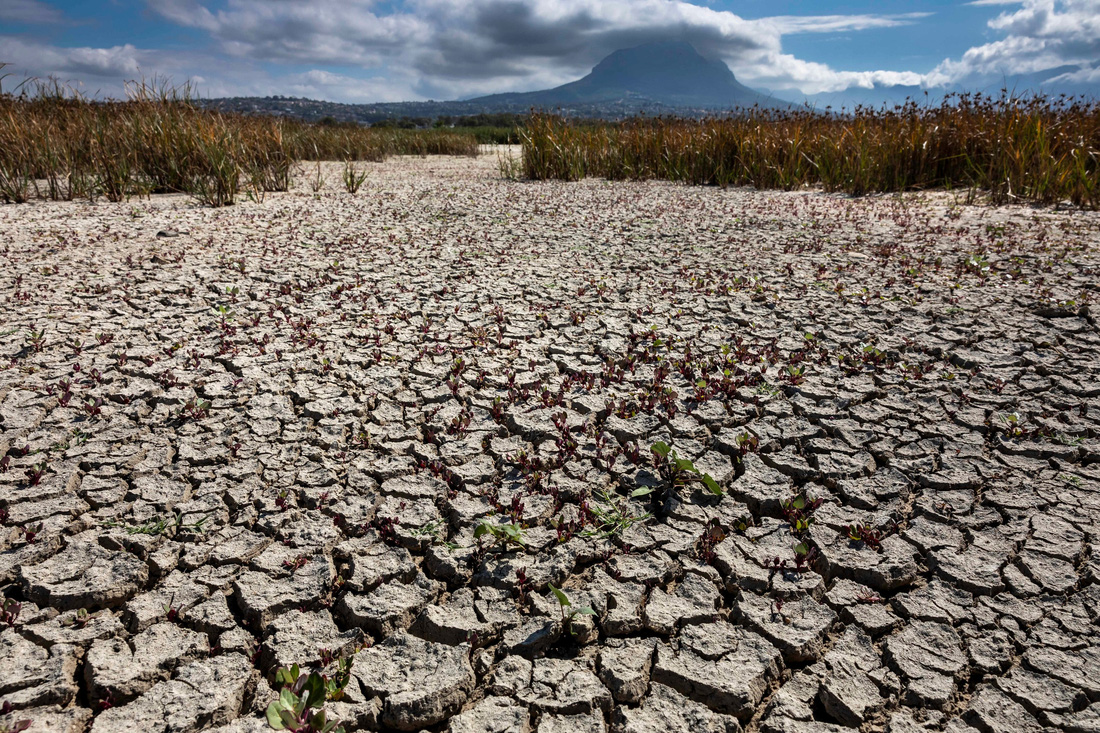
left=199, top=40, right=1096, bottom=124
left=202, top=40, right=784, bottom=123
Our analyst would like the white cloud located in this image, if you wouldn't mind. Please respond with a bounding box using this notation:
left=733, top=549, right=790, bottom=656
left=928, top=0, right=1100, bottom=86
left=0, top=37, right=143, bottom=89
left=735, top=51, right=925, bottom=94
left=760, top=13, right=932, bottom=35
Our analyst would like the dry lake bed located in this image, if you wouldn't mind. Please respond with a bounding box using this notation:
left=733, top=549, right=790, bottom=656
left=1, top=153, right=1099, bottom=732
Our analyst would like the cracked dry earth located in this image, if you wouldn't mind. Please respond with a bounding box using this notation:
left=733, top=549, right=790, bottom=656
left=0, top=153, right=1099, bottom=733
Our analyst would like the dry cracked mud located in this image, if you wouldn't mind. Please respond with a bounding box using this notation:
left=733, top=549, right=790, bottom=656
left=1, top=152, right=1099, bottom=733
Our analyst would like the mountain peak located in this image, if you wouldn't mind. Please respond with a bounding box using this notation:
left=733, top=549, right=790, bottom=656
left=471, top=40, right=774, bottom=109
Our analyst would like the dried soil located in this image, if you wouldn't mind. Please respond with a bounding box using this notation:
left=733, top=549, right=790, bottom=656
left=1, top=153, right=1099, bottom=732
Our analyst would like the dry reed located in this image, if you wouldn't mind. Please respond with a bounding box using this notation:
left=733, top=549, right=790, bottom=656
left=0, top=75, right=478, bottom=206
left=520, top=95, right=1100, bottom=208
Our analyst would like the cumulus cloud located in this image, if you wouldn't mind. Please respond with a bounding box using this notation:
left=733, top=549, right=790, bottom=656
left=928, top=0, right=1100, bottom=86
left=143, top=0, right=930, bottom=98
left=0, top=37, right=143, bottom=86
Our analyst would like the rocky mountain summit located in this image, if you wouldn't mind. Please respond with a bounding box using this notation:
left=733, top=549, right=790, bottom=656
left=470, top=40, right=775, bottom=109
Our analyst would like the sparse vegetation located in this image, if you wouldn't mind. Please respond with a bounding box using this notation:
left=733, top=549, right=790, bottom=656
left=0, top=72, right=478, bottom=207
left=520, top=95, right=1100, bottom=207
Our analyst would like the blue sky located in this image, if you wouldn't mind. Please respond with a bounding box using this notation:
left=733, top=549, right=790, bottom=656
left=1, top=0, right=1097, bottom=103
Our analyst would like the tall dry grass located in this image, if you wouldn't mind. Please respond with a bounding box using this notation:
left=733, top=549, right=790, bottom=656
left=521, top=95, right=1100, bottom=208
left=0, top=76, right=478, bottom=206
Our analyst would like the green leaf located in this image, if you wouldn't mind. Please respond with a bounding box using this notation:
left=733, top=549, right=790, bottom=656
left=631, top=487, right=654, bottom=498
left=303, top=673, right=326, bottom=709
left=575, top=606, right=597, bottom=616
left=266, top=703, right=287, bottom=730
left=280, top=708, right=300, bottom=729
left=473, top=523, right=491, bottom=539
left=275, top=665, right=299, bottom=688
left=794, top=542, right=809, bottom=555
left=651, top=441, right=671, bottom=457
left=792, top=496, right=806, bottom=510
left=548, top=583, right=571, bottom=607
left=701, top=474, right=722, bottom=495
left=279, top=688, right=298, bottom=709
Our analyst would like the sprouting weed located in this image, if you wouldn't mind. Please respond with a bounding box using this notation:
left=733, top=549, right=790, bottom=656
left=408, top=520, right=457, bottom=550
left=266, top=662, right=350, bottom=732
left=23, top=329, right=45, bottom=353
left=781, top=493, right=824, bottom=536
left=20, top=523, right=42, bottom=544
left=178, top=397, right=212, bottom=421
left=23, top=462, right=47, bottom=486
left=102, top=512, right=209, bottom=537
left=633, top=442, right=722, bottom=508
left=282, top=554, right=309, bottom=572
left=59, top=608, right=92, bottom=629
left=548, top=584, right=597, bottom=637
left=792, top=542, right=818, bottom=572
left=693, top=519, right=726, bottom=564
left=844, top=520, right=897, bottom=552
left=581, top=489, right=651, bottom=540
left=474, top=520, right=525, bottom=550
left=371, top=515, right=401, bottom=545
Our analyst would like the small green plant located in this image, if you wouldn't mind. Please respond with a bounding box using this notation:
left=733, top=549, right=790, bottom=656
left=59, top=608, right=91, bottom=629
left=781, top=494, right=823, bottom=536
left=844, top=519, right=896, bottom=551
left=965, top=253, right=991, bottom=277
left=408, top=520, right=459, bottom=550
left=582, top=489, right=651, bottom=539
left=497, top=150, right=523, bottom=180
left=23, top=329, right=45, bottom=353
left=548, top=583, right=596, bottom=636
left=266, top=663, right=350, bottom=732
left=474, top=520, right=525, bottom=550
left=635, top=442, right=722, bottom=501
left=792, top=541, right=818, bottom=571
left=102, top=512, right=209, bottom=536
left=309, top=161, right=326, bottom=193
left=340, top=160, right=367, bottom=193
left=179, top=397, right=212, bottom=421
